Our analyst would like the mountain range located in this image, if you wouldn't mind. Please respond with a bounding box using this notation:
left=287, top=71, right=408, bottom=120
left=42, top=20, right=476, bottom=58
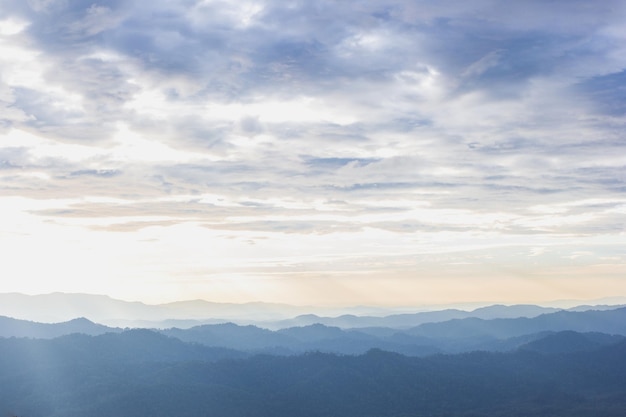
left=1, top=328, right=626, bottom=417
left=2, top=304, right=626, bottom=356
left=2, top=292, right=623, bottom=329
left=3, top=293, right=626, bottom=416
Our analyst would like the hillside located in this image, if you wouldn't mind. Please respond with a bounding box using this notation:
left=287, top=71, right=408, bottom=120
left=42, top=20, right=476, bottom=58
left=0, top=332, right=625, bottom=417
left=3, top=306, right=626, bottom=356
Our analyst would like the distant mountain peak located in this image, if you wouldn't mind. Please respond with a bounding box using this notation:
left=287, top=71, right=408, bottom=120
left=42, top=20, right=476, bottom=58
left=66, top=317, right=95, bottom=324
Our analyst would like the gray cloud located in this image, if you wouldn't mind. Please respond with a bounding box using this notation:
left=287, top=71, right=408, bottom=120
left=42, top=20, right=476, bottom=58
left=1, top=0, right=625, bottom=304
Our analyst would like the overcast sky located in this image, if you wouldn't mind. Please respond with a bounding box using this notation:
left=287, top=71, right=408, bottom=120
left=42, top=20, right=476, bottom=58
left=0, top=0, right=625, bottom=307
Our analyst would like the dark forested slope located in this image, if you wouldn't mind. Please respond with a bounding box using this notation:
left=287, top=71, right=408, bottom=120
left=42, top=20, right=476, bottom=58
left=1, top=330, right=626, bottom=417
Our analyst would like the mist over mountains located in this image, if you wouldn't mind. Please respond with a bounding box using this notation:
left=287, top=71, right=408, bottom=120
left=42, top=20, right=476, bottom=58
left=3, top=0, right=626, bottom=414
left=2, top=293, right=626, bottom=416
left=0, top=292, right=315, bottom=326
left=2, top=293, right=626, bottom=356
left=0, top=293, right=410, bottom=327
left=2, top=292, right=623, bottom=329
left=2, top=316, right=626, bottom=416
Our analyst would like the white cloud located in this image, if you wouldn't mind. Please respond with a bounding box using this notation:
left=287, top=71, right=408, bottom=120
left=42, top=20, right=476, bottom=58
left=0, top=17, right=29, bottom=35
left=0, top=0, right=624, bottom=305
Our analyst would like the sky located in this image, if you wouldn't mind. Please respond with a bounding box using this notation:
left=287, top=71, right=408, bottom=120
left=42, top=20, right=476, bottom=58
left=0, top=0, right=625, bottom=307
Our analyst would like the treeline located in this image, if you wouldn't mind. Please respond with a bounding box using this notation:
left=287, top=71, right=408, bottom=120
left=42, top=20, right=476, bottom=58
left=1, top=330, right=626, bottom=417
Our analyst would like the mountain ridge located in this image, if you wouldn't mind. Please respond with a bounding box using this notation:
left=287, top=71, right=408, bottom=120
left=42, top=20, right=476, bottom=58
left=3, top=307, right=626, bottom=356
left=1, top=331, right=626, bottom=417
left=1, top=292, right=624, bottom=330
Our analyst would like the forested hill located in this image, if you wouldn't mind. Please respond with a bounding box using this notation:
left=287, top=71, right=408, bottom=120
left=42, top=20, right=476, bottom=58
left=3, top=307, right=626, bottom=356
left=1, top=330, right=626, bottom=417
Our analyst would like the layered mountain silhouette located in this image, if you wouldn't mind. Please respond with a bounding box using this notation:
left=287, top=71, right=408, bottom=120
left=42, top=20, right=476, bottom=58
left=3, top=292, right=621, bottom=330
left=3, top=295, right=626, bottom=416
left=3, top=306, right=626, bottom=356
left=406, top=307, right=626, bottom=339
left=0, top=316, right=117, bottom=338
left=1, top=329, right=625, bottom=417
left=0, top=292, right=320, bottom=325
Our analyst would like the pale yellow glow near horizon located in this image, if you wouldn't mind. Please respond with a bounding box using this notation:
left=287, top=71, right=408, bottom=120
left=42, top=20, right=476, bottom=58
left=1, top=193, right=624, bottom=307
left=1, top=128, right=624, bottom=307
left=1, top=3, right=625, bottom=311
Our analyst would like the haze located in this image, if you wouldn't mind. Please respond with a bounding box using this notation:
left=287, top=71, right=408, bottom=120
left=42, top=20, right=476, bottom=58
left=0, top=1, right=625, bottom=306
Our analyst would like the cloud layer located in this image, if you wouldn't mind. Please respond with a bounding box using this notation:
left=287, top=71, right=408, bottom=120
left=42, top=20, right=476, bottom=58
left=0, top=0, right=625, bottom=305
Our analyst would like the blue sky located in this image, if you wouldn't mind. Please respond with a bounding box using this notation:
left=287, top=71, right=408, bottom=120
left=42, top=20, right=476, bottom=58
left=0, top=0, right=625, bottom=306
